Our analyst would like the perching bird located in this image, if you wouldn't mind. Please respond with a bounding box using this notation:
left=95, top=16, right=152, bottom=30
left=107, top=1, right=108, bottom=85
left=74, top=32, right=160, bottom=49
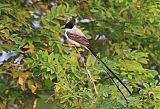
left=64, top=21, right=132, bottom=103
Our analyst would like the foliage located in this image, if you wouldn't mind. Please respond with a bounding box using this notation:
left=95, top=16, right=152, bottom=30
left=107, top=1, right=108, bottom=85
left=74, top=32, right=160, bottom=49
left=0, top=0, right=160, bottom=109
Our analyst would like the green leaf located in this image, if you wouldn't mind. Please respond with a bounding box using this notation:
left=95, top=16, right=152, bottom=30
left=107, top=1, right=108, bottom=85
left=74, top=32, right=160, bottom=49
left=51, top=7, right=57, bottom=18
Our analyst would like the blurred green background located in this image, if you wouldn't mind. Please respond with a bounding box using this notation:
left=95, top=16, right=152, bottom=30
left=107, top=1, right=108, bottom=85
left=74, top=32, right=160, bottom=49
left=0, top=0, right=160, bottom=109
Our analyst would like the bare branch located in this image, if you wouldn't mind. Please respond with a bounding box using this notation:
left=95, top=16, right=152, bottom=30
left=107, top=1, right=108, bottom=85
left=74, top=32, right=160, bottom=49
left=32, top=98, right=38, bottom=109
left=84, top=63, right=98, bottom=96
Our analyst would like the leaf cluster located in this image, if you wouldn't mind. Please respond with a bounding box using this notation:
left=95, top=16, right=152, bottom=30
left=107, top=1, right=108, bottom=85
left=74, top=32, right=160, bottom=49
left=0, top=0, right=160, bottom=109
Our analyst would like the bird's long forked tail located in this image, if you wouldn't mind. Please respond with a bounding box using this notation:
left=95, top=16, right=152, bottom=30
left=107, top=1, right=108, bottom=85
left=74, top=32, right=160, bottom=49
left=87, top=47, right=132, bottom=103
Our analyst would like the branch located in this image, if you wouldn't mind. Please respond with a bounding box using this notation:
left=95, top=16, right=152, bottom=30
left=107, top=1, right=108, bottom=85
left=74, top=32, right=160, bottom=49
left=0, top=72, right=12, bottom=76
left=32, top=98, right=37, bottom=109
left=84, top=63, right=98, bottom=96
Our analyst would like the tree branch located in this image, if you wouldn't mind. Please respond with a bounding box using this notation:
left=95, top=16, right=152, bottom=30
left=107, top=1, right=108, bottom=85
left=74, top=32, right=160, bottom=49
left=84, top=63, right=98, bottom=96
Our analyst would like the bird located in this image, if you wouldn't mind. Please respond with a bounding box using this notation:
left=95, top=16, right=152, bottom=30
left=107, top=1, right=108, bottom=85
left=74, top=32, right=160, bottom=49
left=64, top=21, right=132, bottom=103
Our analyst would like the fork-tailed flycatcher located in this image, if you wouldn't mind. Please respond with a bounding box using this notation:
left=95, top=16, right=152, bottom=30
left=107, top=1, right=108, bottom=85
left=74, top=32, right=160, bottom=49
left=64, top=21, right=132, bottom=103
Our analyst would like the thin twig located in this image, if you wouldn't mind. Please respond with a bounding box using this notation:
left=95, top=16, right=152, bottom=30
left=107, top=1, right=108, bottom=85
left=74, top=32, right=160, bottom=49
left=5, top=100, right=8, bottom=109
left=8, top=104, right=18, bottom=109
left=0, top=72, right=12, bottom=76
left=45, top=93, right=55, bottom=103
left=84, top=63, right=98, bottom=96
left=32, top=98, right=37, bottom=109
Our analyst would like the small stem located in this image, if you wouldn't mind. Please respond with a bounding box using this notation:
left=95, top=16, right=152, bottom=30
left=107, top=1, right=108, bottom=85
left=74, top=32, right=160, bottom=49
left=5, top=100, right=8, bottom=109
left=84, top=63, right=98, bottom=96
left=45, top=94, right=55, bottom=103
left=8, top=105, right=18, bottom=109
left=32, top=98, right=37, bottom=109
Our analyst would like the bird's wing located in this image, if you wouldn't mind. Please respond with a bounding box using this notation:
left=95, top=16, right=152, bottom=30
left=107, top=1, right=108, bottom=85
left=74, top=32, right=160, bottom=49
left=66, top=28, right=90, bottom=47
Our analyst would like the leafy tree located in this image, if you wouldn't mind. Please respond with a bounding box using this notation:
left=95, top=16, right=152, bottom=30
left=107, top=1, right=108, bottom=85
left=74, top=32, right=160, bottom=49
left=0, top=0, right=159, bottom=109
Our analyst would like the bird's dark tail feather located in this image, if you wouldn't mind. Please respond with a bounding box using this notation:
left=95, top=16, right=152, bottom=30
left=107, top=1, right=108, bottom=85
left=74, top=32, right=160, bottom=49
left=87, top=47, right=131, bottom=102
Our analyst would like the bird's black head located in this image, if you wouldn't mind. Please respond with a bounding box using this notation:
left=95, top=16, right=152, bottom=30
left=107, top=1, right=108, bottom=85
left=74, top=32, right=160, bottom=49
left=64, top=21, right=74, bottom=29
